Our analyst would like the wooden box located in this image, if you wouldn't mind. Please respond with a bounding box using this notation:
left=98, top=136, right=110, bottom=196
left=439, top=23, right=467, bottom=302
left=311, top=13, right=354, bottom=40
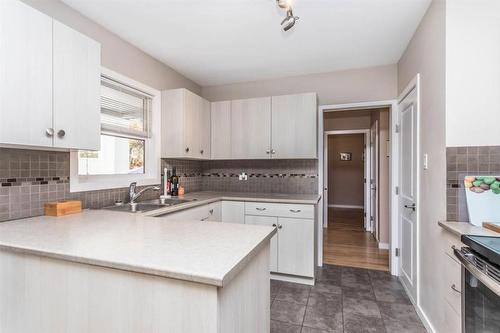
left=44, top=200, right=82, bottom=217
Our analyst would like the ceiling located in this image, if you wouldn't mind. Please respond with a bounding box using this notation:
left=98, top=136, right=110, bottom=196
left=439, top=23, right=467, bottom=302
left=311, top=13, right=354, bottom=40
left=61, top=0, right=431, bottom=86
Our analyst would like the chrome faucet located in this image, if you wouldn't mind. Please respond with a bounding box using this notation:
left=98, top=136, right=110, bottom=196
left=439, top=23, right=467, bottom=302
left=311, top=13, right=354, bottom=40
left=128, top=182, right=160, bottom=204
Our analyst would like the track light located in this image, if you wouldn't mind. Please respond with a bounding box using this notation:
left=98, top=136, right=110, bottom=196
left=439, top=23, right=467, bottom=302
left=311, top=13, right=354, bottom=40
left=280, top=8, right=299, bottom=31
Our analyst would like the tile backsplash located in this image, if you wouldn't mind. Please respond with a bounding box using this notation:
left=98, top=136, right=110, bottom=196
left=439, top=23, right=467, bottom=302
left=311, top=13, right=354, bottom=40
left=0, top=148, right=318, bottom=222
left=446, top=146, right=500, bottom=221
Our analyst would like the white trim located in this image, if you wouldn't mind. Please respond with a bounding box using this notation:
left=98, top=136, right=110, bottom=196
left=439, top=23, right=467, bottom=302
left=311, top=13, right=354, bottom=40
left=399, top=276, right=436, bottom=333
left=318, top=99, right=399, bottom=277
left=270, top=273, right=315, bottom=286
left=69, top=67, right=162, bottom=192
left=328, top=204, right=364, bottom=209
left=378, top=242, right=390, bottom=250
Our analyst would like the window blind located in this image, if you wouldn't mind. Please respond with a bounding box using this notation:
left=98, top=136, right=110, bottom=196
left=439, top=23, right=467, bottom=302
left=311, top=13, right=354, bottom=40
left=100, top=76, right=152, bottom=138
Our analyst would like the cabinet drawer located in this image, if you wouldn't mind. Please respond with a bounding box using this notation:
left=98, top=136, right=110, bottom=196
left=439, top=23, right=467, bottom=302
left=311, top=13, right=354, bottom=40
left=444, top=252, right=462, bottom=316
left=245, top=202, right=314, bottom=219
left=442, top=230, right=464, bottom=263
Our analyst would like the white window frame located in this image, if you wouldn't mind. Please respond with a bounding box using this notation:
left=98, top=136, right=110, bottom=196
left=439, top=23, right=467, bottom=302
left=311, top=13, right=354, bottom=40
left=69, top=67, right=161, bottom=192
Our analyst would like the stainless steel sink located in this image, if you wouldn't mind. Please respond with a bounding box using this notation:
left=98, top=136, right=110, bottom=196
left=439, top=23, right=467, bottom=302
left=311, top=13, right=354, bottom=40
left=103, top=198, right=196, bottom=213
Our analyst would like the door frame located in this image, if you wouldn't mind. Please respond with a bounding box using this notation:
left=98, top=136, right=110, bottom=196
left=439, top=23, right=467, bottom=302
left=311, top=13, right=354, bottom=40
left=323, top=130, right=371, bottom=230
left=370, top=120, right=379, bottom=239
left=397, top=74, right=421, bottom=304
left=317, top=99, right=400, bottom=276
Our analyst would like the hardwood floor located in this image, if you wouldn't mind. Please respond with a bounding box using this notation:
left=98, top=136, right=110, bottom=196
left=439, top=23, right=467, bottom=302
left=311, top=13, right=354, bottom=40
left=323, top=208, right=389, bottom=271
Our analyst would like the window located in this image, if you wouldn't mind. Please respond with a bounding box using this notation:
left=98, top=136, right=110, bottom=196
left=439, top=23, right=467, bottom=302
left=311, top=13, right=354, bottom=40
left=70, top=68, right=161, bottom=192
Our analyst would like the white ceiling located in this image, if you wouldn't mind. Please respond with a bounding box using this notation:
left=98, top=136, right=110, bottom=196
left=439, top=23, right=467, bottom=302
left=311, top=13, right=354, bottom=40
left=61, top=0, right=431, bottom=86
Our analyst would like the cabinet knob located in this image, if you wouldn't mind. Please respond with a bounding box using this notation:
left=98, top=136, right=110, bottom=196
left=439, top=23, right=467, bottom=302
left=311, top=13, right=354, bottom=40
left=266, top=150, right=270, bottom=154
left=271, top=149, right=276, bottom=154
left=209, top=209, right=213, bottom=214
left=45, top=128, right=54, bottom=137
left=57, top=129, right=66, bottom=138
left=272, top=224, right=277, bottom=227
left=185, top=147, right=190, bottom=153
left=200, top=149, right=204, bottom=154
left=278, top=224, right=283, bottom=229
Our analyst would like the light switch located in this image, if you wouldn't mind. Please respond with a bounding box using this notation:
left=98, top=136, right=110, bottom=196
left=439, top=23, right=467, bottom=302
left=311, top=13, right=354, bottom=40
left=423, top=154, right=429, bottom=170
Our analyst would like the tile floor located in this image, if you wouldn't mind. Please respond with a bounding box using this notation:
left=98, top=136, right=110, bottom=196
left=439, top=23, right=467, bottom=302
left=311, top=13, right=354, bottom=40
left=271, top=265, right=427, bottom=333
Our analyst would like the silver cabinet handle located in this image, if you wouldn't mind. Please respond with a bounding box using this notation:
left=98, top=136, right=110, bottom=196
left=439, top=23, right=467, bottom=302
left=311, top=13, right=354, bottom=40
left=451, top=284, right=461, bottom=294
left=290, top=209, right=301, bottom=213
left=201, top=216, right=209, bottom=221
left=45, top=128, right=54, bottom=137
left=185, top=147, right=190, bottom=153
left=256, top=207, right=266, bottom=211
left=278, top=224, right=282, bottom=229
left=200, top=149, right=204, bottom=154
left=57, top=129, right=65, bottom=138
left=209, top=209, right=213, bottom=215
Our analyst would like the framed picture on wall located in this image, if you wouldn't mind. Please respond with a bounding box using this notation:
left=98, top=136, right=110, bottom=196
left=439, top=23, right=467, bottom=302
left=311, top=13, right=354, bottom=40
left=339, top=152, right=352, bottom=161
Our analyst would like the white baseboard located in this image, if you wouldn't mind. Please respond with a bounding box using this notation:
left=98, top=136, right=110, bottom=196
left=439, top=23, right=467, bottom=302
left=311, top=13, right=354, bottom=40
left=270, top=273, right=315, bottom=286
left=378, top=242, right=390, bottom=250
left=328, top=204, right=364, bottom=209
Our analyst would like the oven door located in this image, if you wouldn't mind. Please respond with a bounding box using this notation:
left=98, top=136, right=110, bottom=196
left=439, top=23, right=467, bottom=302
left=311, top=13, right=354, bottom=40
left=454, top=247, right=500, bottom=333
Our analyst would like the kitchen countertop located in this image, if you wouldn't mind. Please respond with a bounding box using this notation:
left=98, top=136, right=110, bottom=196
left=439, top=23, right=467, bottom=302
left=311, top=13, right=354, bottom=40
left=438, top=221, right=500, bottom=237
left=143, top=191, right=321, bottom=217
left=0, top=210, right=276, bottom=287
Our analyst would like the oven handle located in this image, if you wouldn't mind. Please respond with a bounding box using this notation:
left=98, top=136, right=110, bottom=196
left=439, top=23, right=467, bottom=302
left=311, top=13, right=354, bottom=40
left=453, top=246, right=500, bottom=297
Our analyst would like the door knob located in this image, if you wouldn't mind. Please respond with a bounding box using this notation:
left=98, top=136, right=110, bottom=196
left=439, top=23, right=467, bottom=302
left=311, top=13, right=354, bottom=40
left=404, top=203, right=416, bottom=211
left=45, top=128, right=54, bottom=137
left=57, top=129, right=65, bottom=138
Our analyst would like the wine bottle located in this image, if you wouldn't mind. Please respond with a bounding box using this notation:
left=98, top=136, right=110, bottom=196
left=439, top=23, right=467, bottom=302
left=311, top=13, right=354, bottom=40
left=171, top=167, right=179, bottom=196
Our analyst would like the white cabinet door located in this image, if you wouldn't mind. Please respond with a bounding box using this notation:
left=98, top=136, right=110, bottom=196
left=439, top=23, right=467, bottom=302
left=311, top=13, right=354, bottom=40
left=199, top=98, right=211, bottom=159
left=183, top=89, right=201, bottom=158
left=231, top=97, right=271, bottom=159
left=205, top=202, right=221, bottom=222
left=221, top=201, right=245, bottom=224
left=53, top=21, right=101, bottom=150
left=0, top=0, right=53, bottom=147
left=211, top=101, right=232, bottom=159
left=271, top=93, right=317, bottom=159
left=277, top=218, right=314, bottom=277
left=245, top=215, right=278, bottom=272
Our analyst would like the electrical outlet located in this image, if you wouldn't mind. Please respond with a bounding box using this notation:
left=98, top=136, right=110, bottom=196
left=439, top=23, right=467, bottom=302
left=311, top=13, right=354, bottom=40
left=238, top=172, right=248, bottom=181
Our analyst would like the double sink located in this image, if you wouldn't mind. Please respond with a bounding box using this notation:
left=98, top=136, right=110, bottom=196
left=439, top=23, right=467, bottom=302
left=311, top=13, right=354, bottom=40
left=104, top=198, right=196, bottom=214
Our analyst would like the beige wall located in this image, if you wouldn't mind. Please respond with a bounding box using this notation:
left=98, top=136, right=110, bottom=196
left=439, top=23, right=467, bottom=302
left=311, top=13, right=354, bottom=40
left=398, top=0, right=447, bottom=332
left=202, top=65, right=397, bottom=105
left=324, top=111, right=372, bottom=131
left=21, top=0, right=200, bottom=93
left=446, top=0, right=500, bottom=147
left=328, top=134, right=365, bottom=207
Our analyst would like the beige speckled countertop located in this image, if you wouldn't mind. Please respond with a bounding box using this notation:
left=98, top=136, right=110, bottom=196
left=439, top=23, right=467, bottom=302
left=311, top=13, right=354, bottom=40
left=0, top=210, right=276, bottom=287
left=143, top=191, right=321, bottom=217
left=438, top=221, right=500, bottom=237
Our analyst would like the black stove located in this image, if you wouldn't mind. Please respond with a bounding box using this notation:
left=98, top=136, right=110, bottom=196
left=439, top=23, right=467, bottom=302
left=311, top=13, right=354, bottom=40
left=461, top=235, right=500, bottom=267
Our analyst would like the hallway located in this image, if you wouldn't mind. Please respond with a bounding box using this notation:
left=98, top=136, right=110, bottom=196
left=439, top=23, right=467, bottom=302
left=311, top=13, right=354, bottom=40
left=323, top=208, right=389, bottom=271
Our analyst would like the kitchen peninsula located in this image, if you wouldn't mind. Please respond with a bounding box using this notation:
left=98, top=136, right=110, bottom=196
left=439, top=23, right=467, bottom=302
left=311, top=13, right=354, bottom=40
left=0, top=210, right=275, bottom=332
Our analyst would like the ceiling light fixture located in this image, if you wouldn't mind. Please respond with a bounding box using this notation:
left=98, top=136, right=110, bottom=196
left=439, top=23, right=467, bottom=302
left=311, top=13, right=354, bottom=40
left=276, top=0, right=299, bottom=32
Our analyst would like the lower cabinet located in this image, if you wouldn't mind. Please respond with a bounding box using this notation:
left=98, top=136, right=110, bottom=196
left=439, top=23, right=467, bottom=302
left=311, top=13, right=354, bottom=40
left=221, top=201, right=245, bottom=224
left=161, top=202, right=221, bottom=222
left=245, top=215, right=278, bottom=272
left=441, top=229, right=463, bottom=333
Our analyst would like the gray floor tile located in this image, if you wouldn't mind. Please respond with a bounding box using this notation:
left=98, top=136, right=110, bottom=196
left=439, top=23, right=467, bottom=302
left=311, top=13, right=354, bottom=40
left=342, top=286, right=376, bottom=300
left=307, top=291, right=342, bottom=314
left=343, top=314, right=386, bottom=333
left=378, top=301, right=421, bottom=323
left=275, top=282, right=311, bottom=304
left=373, top=287, right=411, bottom=304
left=341, top=271, right=372, bottom=290
left=316, top=267, right=342, bottom=285
left=301, top=327, right=335, bottom=333
left=271, top=320, right=302, bottom=333
left=343, top=297, right=381, bottom=318
left=383, top=317, right=427, bottom=333
left=311, top=281, right=342, bottom=295
left=303, top=307, right=343, bottom=332
left=271, top=300, right=307, bottom=325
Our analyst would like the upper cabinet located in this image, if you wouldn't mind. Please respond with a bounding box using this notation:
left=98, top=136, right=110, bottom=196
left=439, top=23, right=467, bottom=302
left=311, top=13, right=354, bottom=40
left=231, top=97, right=271, bottom=159
left=0, top=0, right=101, bottom=151
left=271, top=93, right=317, bottom=159
left=162, top=88, right=211, bottom=159
left=53, top=21, right=101, bottom=150
left=211, top=101, right=232, bottom=160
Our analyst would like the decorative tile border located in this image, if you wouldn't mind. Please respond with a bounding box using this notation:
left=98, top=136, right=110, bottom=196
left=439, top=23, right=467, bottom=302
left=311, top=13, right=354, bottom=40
left=0, top=176, right=69, bottom=187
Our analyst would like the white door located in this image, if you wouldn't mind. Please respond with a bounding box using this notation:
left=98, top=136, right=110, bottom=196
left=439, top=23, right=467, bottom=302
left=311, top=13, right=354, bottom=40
left=231, top=97, right=271, bottom=159
left=277, top=217, right=314, bottom=277
left=370, top=121, right=379, bottom=237
left=211, top=101, right=232, bottom=159
left=0, top=0, right=53, bottom=147
left=53, top=21, right=101, bottom=150
left=271, top=93, right=317, bottom=159
left=245, top=215, right=278, bottom=272
left=398, top=86, right=419, bottom=302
